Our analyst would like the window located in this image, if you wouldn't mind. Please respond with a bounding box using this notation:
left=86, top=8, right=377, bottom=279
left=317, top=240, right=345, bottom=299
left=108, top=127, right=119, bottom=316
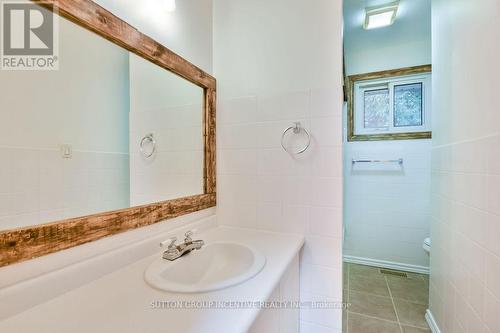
left=394, top=83, right=423, bottom=127
left=364, top=88, right=390, bottom=128
left=347, top=66, right=432, bottom=141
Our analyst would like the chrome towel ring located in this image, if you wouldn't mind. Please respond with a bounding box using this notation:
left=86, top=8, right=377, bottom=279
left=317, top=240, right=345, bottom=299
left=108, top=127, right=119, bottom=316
left=281, top=122, right=311, bottom=155
left=140, top=133, right=156, bottom=158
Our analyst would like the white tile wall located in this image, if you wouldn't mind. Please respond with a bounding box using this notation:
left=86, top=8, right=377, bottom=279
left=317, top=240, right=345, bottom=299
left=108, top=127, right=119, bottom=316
left=213, top=0, right=344, bottom=329
left=128, top=106, right=204, bottom=206
left=0, top=147, right=129, bottom=230
left=128, top=53, right=205, bottom=206
left=342, top=0, right=432, bottom=271
left=0, top=16, right=131, bottom=230
left=344, top=140, right=432, bottom=268
left=430, top=135, right=500, bottom=333
left=430, top=0, right=500, bottom=332
left=217, top=90, right=344, bottom=331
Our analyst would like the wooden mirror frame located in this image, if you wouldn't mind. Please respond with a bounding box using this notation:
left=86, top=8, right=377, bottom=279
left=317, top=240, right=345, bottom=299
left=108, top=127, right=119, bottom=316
left=0, top=0, right=216, bottom=267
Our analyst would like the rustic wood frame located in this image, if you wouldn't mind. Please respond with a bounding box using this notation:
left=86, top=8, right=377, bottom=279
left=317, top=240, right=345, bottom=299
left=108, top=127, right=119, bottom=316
left=347, top=65, right=432, bottom=142
left=0, top=0, right=216, bottom=267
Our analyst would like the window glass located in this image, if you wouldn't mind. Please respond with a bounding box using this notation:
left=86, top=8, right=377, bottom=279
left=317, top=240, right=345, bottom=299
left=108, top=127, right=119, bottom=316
left=394, top=83, right=423, bottom=127
left=364, top=88, right=390, bottom=129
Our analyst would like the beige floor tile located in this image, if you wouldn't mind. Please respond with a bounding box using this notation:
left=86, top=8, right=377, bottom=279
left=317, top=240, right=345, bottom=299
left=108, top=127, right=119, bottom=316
left=348, top=312, right=401, bottom=333
left=342, top=264, right=430, bottom=333
left=349, top=274, right=390, bottom=297
left=387, top=276, right=429, bottom=305
left=343, top=288, right=349, bottom=304
left=349, top=264, right=384, bottom=279
left=343, top=309, right=348, bottom=332
left=394, top=299, right=429, bottom=328
left=344, top=263, right=349, bottom=283
left=349, top=290, right=398, bottom=321
left=402, top=325, right=431, bottom=333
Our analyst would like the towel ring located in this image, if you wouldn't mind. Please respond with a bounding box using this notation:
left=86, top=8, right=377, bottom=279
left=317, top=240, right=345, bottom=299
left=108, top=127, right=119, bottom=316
left=281, top=122, right=311, bottom=155
left=140, top=133, right=156, bottom=158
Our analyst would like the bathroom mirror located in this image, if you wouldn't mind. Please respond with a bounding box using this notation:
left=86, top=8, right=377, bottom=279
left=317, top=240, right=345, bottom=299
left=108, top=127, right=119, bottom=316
left=0, top=0, right=216, bottom=267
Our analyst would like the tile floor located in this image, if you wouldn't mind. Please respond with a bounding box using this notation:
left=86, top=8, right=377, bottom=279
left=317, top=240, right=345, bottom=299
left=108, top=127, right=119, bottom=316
left=343, top=263, right=431, bottom=333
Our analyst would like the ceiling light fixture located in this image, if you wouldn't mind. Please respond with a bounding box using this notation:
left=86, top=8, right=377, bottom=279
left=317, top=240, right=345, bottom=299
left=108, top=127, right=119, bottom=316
left=164, top=0, right=176, bottom=13
left=364, top=1, right=399, bottom=30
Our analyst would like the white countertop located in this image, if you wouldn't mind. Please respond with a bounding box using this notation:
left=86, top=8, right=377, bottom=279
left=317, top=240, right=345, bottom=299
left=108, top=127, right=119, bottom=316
left=0, top=227, right=304, bottom=333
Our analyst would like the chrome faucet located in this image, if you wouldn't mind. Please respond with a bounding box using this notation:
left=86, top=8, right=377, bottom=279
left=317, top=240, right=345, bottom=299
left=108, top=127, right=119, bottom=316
left=160, top=230, right=205, bottom=261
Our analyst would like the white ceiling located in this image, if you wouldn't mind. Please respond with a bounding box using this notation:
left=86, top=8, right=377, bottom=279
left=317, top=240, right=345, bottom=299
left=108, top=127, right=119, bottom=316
left=344, top=0, right=431, bottom=36
left=343, top=0, right=431, bottom=74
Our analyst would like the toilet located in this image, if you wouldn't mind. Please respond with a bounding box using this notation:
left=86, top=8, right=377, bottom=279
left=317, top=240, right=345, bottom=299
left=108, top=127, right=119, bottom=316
left=423, top=237, right=431, bottom=254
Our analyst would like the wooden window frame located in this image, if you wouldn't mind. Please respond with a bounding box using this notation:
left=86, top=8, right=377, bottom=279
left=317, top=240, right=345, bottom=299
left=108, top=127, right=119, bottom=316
left=347, top=65, right=432, bottom=142
left=0, top=0, right=216, bottom=267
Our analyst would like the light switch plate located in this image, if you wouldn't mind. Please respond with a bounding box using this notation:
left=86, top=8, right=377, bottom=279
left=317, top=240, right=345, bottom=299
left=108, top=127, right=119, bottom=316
left=60, top=144, right=72, bottom=158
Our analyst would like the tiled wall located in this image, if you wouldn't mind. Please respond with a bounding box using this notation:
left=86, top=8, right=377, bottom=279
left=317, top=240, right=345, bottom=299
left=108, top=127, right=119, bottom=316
left=128, top=53, right=205, bottom=206
left=342, top=0, right=432, bottom=272
left=217, top=88, right=344, bottom=333
left=430, top=136, right=500, bottom=332
left=0, top=148, right=128, bottom=230
left=129, top=105, right=204, bottom=205
left=0, top=17, right=130, bottom=230
left=214, top=0, right=344, bottom=330
left=429, top=0, right=500, bottom=332
left=344, top=140, right=431, bottom=269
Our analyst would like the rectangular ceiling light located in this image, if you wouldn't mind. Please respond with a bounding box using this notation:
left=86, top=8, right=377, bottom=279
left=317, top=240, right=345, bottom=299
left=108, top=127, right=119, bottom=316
left=364, top=2, right=399, bottom=30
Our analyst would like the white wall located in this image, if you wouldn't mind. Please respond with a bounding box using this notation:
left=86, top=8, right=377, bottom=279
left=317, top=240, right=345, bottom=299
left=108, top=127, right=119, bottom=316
left=343, top=140, right=431, bottom=269
left=343, top=0, right=431, bottom=76
left=94, top=0, right=213, bottom=74
left=0, top=15, right=130, bottom=230
left=95, top=0, right=213, bottom=207
left=128, top=53, right=204, bottom=206
left=429, top=0, right=500, bottom=332
left=342, top=0, right=432, bottom=270
left=213, top=0, right=344, bottom=331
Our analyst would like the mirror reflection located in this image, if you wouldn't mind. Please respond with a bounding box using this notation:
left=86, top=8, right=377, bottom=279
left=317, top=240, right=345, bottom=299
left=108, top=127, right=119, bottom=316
left=0, top=13, right=204, bottom=231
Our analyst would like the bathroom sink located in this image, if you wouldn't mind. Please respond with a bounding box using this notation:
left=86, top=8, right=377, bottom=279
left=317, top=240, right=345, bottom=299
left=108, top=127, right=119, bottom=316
left=144, top=242, right=266, bottom=293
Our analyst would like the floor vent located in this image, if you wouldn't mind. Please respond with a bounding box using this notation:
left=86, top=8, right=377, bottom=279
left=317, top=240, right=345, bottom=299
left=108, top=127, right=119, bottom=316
left=379, top=269, right=408, bottom=278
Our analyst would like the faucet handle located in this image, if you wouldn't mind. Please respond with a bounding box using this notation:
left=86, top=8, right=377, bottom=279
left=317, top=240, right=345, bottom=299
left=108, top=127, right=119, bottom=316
left=160, top=237, right=177, bottom=249
left=184, top=229, right=197, bottom=243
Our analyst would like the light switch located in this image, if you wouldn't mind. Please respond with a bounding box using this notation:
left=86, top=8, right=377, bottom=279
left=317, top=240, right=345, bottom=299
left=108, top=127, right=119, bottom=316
left=60, top=144, right=72, bottom=159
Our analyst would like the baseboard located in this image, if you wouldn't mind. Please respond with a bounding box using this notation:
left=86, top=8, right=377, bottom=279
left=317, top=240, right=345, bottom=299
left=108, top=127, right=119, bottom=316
left=343, top=255, right=429, bottom=274
left=425, top=309, right=442, bottom=333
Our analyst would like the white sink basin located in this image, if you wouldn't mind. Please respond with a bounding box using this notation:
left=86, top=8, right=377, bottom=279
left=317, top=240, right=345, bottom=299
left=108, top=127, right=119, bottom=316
left=144, top=242, right=266, bottom=293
